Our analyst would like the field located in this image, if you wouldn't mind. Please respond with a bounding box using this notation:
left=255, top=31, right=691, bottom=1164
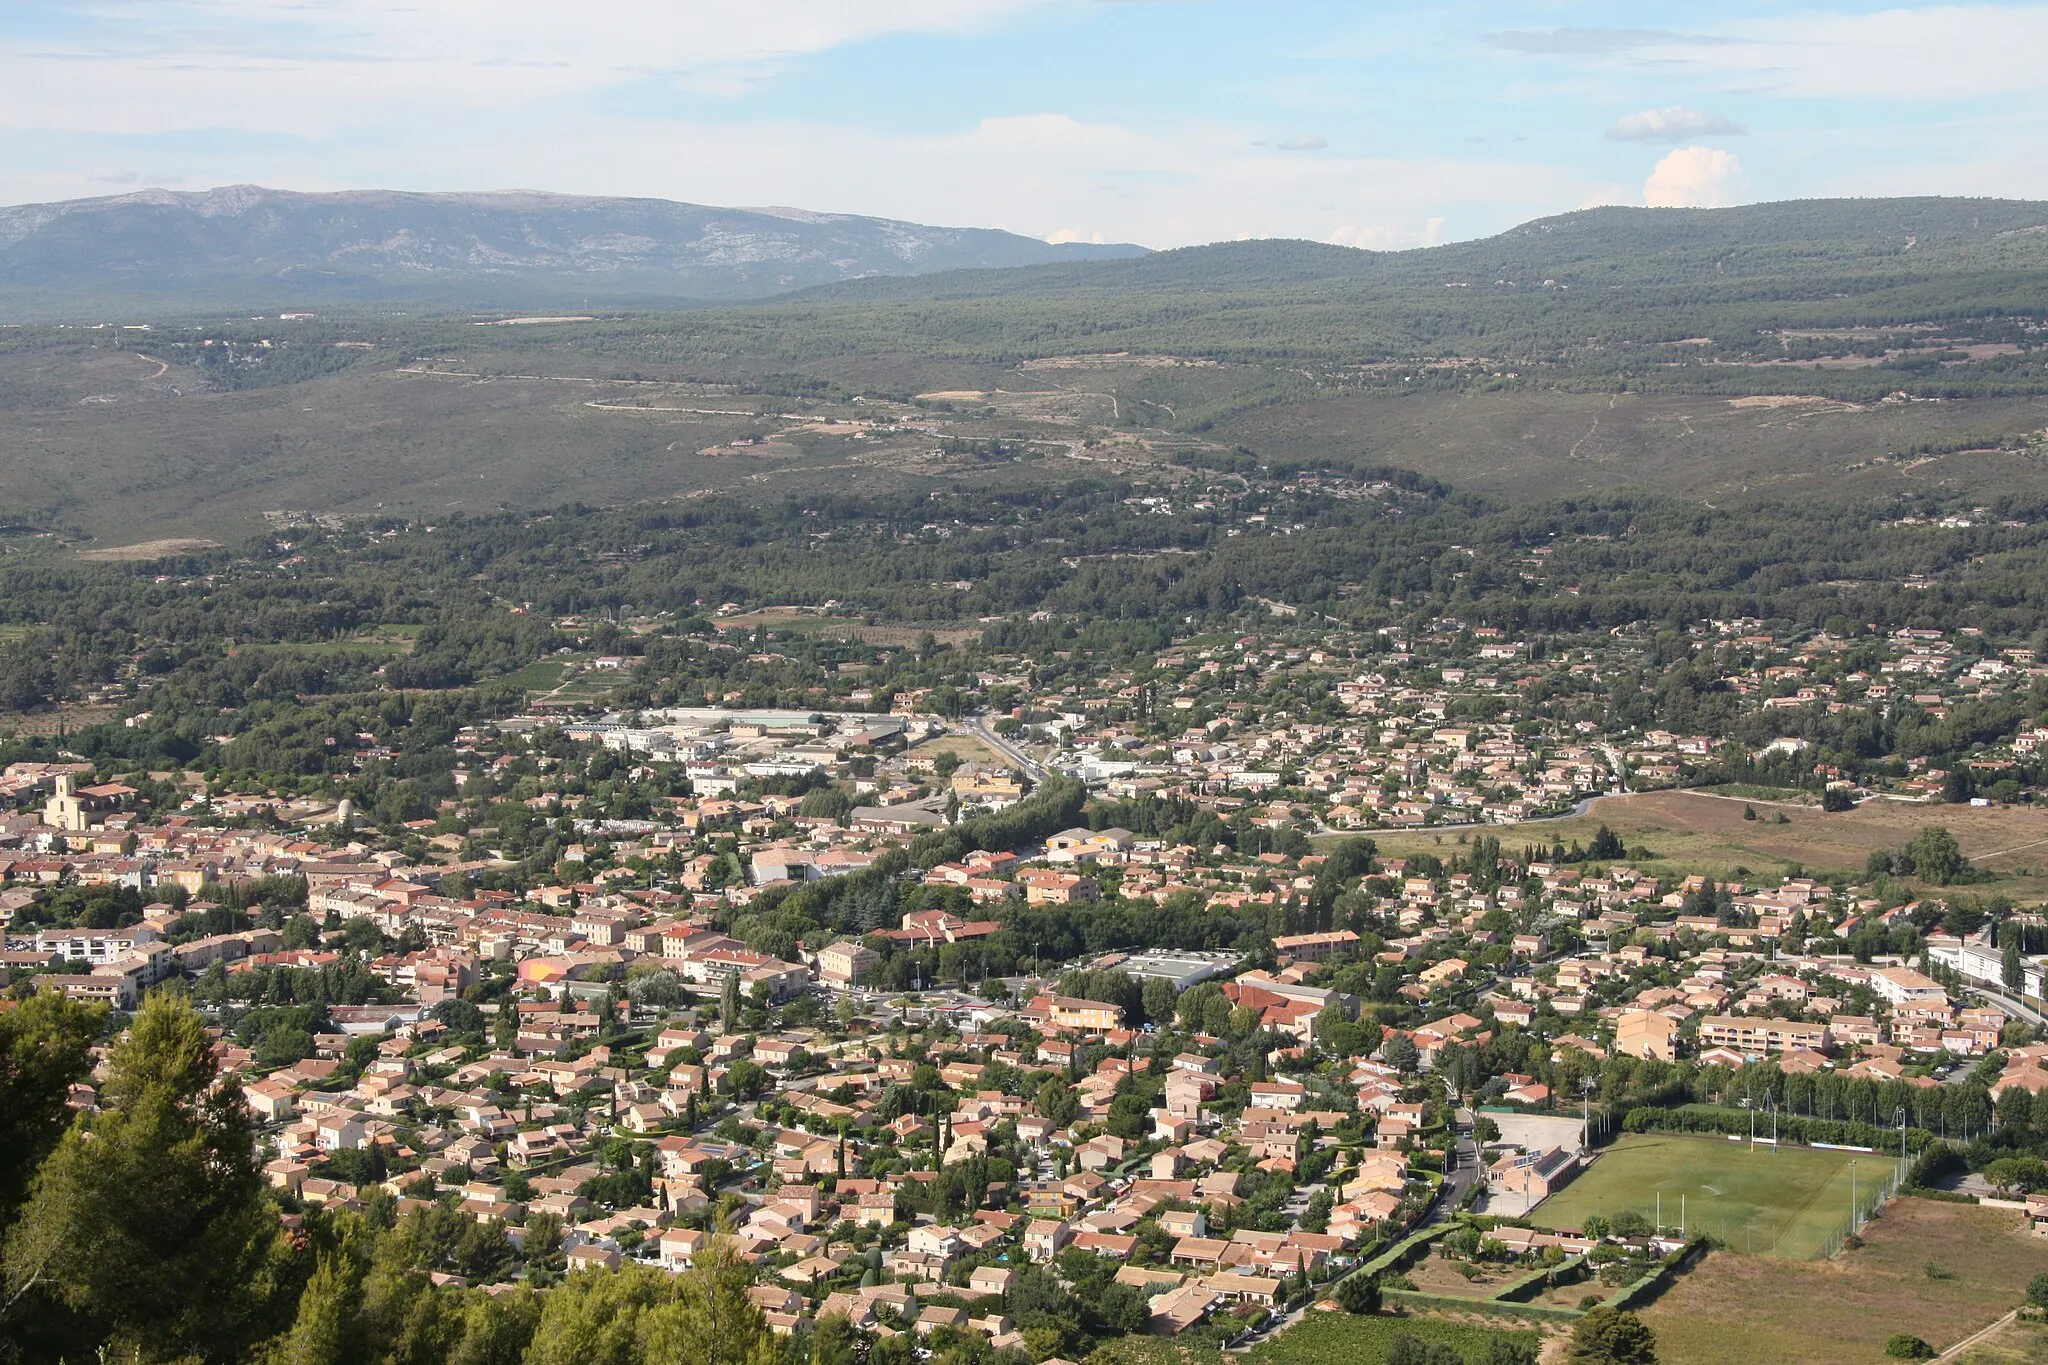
left=1356, top=789, right=2048, bottom=896
left=1531, top=1133, right=1875, bottom=1260
left=1215, top=386, right=2048, bottom=505
left=1955, top=1313, right=2048, bottom=1364
left=1249, top=1310, right=1544, bottom=1365
left=1640, top=1197, right=2048, bottom=1365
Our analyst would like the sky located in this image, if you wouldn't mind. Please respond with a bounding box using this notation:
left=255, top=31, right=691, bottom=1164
left=3, top=0, right=2047, bottom=250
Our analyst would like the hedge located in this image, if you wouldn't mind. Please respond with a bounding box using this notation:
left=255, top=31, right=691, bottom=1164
left=1355, top=1227, right=1444, bottom=1280
left=1492, top=1255, right=1585, bottom=1303
left=1603, top=1237, right=1709, bottom=1314
left=1381, top=1290, right=1585, bottom=1323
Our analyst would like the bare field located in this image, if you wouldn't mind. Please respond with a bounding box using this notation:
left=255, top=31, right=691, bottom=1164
left=1640, top=1198, right=2048, bottom=1365
left=1215, top=388, right=2048, bottom=503
left=75, top=537, right=222, bottom=561
left=0, top=703, right=118, bottom=737
left=1357, top=789, right=2048, bottom=889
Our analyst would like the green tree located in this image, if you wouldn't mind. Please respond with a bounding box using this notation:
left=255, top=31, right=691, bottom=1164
left=449, top=1288, right=542, bottom=1365
left=1036, top=1075, right=1079, bottom=1129
left=1566, top=1307, right=1658, bottom=1364
left=3, top=989, right=288, bottom=1362
left=1331, top=1273, right=1381, bottom=1314
left=1904, top=826, right=1967, bottom=886
left=1382, top=1034, right=1419, bottom=1074
left=0, top=990, right=103, bottom=1227
left=523, top=1264, right=672, bottom=1365
left=638, top=1237, right=783, bottom=1365
left=810, top=1310, right=860, bottom=1365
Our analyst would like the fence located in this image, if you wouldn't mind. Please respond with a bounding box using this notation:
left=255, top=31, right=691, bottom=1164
left=1814, top=1167, right=1900, bottom=1260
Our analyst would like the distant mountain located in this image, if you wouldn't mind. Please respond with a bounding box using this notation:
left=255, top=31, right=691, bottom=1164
left=795, top=196, right=2048, bottom=302
left=0, top=185, right=1148, bottom=315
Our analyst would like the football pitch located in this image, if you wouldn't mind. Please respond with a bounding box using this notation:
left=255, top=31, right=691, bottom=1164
left=1529, top=1132, right=1892, bottom=1259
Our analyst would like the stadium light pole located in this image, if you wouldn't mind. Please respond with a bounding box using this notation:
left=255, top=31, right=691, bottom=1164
left=1851, top=1160, right=1859, bottom=1232
left=1896, top=1106, right=1909, bottom=1186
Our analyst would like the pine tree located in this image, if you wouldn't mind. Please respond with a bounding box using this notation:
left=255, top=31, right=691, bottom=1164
left=3, top=989, right=286, bottom=1361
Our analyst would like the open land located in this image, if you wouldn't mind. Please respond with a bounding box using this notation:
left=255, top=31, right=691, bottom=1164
left=1639, top=1198, right=2048, bottom=1364
left=1955, top=1313, right=2048, bottom=1364
left=1531, top=1133, right=1872, bottom=1259
left=1359, top=790, right=2048, bottom=895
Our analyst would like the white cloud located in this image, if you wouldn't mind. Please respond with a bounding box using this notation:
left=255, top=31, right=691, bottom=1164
left=0, top=0, right=1037, bottom=134
left=1644, top=146, right=1747, bottom=209
left=1496, top=6, right=2048, bottom=101
left=1275, top=134, right=1327, bottom=151
left=1607, top=107, right=1747, bottom=142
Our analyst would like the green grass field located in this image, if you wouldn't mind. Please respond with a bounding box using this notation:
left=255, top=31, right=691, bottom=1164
left=1531, top=1133, right=1883, bottom=1259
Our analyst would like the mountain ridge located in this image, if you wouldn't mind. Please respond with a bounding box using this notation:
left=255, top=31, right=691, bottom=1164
left=0, top=184, right=1147, bottom=315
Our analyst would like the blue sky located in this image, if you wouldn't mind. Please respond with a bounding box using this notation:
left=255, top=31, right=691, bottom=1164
left=3, top=1, right=2046, bottom=248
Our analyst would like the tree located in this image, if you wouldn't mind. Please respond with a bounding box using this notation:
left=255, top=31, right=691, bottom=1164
left=1036, top=1075, right=1079, bottom=1129
left=2004, top=937, right=2024, bottom=991
left=723, top=1060, right=768, bottom=1100
left=1382, top=1034, right=1419, bottom=1075
left=0, top=991, right=102, bottom=1229
left=1095, top=1280, right=1150, bottom=1334
left=522, top=1263, right=673, bottom=1365
left=2027, top=1272, right=2048, bottom=1309
left=2, top=989, right=287, bottom=1362
left=810, top=1311, right=861, bottom=1365
left=1566, top=1307, right=1658, bottom=1364
left=627, top=969, right=686, bottom=1011
left=1904, top=826, right=1967, bottom=886
left=1141, top=976, right=1178, bottom=1028
left=638, top=1237, right=783, bottom=1365
left=1885, top=1334, right=1932, bottom=1360
left=1331, top=1273, right=1381, bottom=1315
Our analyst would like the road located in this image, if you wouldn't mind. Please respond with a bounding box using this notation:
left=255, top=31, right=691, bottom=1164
left=1423, top=1107, right=1482, bottom=1227
left=964, top=714, right=1048, bottom=782
left=1965, top=984, right=2048, bottom=1030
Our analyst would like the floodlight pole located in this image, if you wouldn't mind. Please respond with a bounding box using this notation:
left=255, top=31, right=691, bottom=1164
left=1851, top=1160, right=1859, bottom=1232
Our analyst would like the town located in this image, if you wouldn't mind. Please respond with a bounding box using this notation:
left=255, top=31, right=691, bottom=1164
left=7, top=588, right=2048, bottom=1362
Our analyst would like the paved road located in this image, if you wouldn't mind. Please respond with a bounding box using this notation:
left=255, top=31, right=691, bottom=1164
left=1423, top=1108, right=1482, bottom=1227
left=965, top=714, right=1048, bottom=781
left=1965, top=984, right=2048, bottom=1029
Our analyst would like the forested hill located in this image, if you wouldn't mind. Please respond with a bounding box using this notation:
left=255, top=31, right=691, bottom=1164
left=804, top=197, right=2048, bottom=300
left=738, top=196, right=2048, bottom=368
left=0, top=185, right=1147, bottom=316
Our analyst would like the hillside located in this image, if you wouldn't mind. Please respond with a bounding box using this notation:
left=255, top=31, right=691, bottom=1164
left=0, top=185, right=1147, bottom=315
left=692, top=196, right=2048, bottom=374
left=2, top=194, right=2046, bottom=544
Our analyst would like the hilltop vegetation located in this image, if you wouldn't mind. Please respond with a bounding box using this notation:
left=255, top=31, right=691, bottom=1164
left=0, top=195, right=2043, bottom=545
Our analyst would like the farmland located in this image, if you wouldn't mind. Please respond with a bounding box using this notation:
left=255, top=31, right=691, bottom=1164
left=1530, top=1133, right=1875, bottom=1260
left=1639, top=1198, right=2048, bottom=1365
left=1249, top=1310, right=1543, bottom=1365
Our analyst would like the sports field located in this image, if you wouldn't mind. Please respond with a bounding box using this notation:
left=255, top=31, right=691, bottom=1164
left=1530, top=1132, right=1885, bottom=1259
